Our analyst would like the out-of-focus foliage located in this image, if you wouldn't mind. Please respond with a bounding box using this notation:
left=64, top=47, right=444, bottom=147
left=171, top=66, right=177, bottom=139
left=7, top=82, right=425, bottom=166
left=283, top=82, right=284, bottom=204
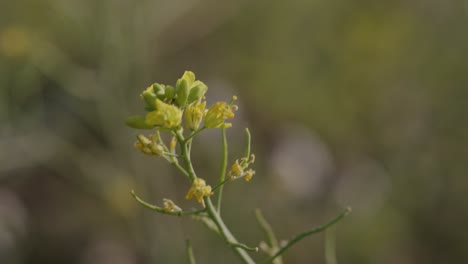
left=1, top=0, right=468, bottom=263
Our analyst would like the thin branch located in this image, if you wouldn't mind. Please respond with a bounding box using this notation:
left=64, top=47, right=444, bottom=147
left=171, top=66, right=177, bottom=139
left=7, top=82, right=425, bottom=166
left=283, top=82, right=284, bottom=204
left=212, top=178, right=230, bottom=192
left=131, top=190, right=205, bottom=216
left=186, top=240, right=197, bottom=264
left=325, top=228, right=337, bottom=264
left=262, top=207, right=351, bottom=263
left=244, top=128, right=251, bottom=159
left=255, top=209, right=283, bottom=264
left=216, top=127, right=228, bottom=212
left=184, top=127, right=206, bottom=142
left=231, top=242, right=259, bottom=252
left=170, top=160, right=190, bottom=179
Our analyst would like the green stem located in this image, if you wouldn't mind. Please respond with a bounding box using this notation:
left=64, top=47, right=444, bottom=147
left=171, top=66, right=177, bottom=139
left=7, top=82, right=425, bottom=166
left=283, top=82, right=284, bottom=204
left=204, top=198, right=256, bottom=264
left=131, top=190, right=205, bottom=216
left=185, top=127, right=206, bottom=143
left=171, top=160, right=190, bottom=180
left=212, top=178, right=230, bottom=192
left=231, top=242, right=259, bottom=252
left=262, top=208, right=351, bottom=263
left=177, top=130, right=255, bottom=264
left=255, top=209, right=279, bottom=249
left=325, top=228, right=337, bottom=264
left=255, top=209, right=283, bottom=264
left=186, top=240, right=197, bottom=264
left=244, top=128, right=251, bottom=158
left=217, top=127, right=228, bottom=212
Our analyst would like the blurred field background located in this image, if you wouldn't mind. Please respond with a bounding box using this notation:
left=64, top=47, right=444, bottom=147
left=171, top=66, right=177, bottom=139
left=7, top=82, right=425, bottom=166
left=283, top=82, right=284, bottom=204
left=1, top=0, right=468, bottom=263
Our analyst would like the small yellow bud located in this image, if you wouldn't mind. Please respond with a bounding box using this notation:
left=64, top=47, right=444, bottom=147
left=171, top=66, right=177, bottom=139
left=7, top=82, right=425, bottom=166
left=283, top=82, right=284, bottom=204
left=244, top=169, right=255, bottom=182
left=135, top=134, right=164, bottom=156
left=163, top=199, right=182, bottom=213
left=204, top=101, right=236, bottom=129
left=229, top=160, right=243, bottom=179
left=184, top=100, right=206, bottom=130
left=185, top=178, right=213, bottom=207
left=169, top=136, right=177, bottom=153
left=145, top=99, right=182, bottom=129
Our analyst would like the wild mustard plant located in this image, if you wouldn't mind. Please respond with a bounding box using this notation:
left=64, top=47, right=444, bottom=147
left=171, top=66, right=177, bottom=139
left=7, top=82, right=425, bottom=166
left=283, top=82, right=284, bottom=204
left=126, top=71, right=351, bottom=263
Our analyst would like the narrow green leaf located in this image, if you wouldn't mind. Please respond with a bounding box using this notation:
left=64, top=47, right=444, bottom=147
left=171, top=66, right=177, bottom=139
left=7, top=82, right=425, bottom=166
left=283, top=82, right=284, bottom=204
left=125, top=115, right=155, bottom=129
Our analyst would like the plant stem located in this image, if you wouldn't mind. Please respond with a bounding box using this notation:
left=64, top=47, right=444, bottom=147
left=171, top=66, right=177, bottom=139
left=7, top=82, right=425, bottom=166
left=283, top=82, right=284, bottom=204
left=186, top=240, right=197, bottom=264
left=217, top=127, right=228, bottom=212
left=204, top=198, right=256, bottom=264
left=255, top=209, right=283, bottom=264
left=262, top=208, right=351, bottom=263
left=177, top=129, right=255, bottom=264
left=185, top=127, right=206, bottom=143
left=325, top=228, right=337, bottom=264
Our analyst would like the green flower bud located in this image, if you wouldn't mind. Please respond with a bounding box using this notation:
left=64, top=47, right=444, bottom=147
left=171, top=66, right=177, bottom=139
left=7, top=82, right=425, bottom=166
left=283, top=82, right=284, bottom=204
left=141, top=86, right=157, bottom=109
left=165, top=85, right=175, bottom=101
left=145, top=99, right=182, bottom=129
left=152, top=83, right=166, bottom=100
left=178, top=71, right=196, bottom=87
left=187, top=82, right=208, bottom=104
left=176, top=79, right=189, bottom=107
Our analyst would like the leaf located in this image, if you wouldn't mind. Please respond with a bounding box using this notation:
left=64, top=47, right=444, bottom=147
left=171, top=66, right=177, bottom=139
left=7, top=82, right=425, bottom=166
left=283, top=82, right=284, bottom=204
left=125, top=115, right=155, bottom=129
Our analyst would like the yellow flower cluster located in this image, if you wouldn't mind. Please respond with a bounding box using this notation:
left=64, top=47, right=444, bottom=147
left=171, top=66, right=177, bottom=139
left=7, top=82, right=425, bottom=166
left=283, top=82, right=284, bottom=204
left=134, top=134, right=164, bottom=156
left=126, top=71, right=238, bottom=131
left=204, top=101, right=237, bottom=129
left=228, top=154, right=256, bottom=182
left=145, top=99, right=183, bottom=129
left=186, top=178, right=213, bottom=207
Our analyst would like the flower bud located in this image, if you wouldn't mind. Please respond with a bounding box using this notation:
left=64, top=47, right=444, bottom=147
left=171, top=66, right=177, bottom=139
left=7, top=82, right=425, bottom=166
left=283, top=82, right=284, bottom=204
left=145, top=99, right=182, bottom=129
left=164, top=85, right=175, bottom=101
left=184, top=100, right=206, bottom=130
left=163, top=199, right=182, bottom=213
left=135, top=134, right=164, bottom=156
left=176, top=79, right=189, bottom=107
left=187, top=82, right=208, bottom=104
left=152, top=83, right=166, bottom=99
left=141, top=86, right=157, bottom=110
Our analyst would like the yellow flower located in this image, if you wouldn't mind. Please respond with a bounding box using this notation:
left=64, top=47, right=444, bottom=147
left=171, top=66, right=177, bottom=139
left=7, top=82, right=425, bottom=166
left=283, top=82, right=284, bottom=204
left=244, top=169, right=255, bottom=182
left=185, top=178, right=213, bottom=207
left=145, top=99, right=182, bottom=129
left=184, top=100, right=206, bottom=130
left=229, top=160, right=243, bottom=177
left=134, top=134, right=164, bottom=156
left=204, top=101, right=236, bottom=128
left=163, top=199, right=182, bottom=213
left=228, top=154, right=256, bottom=181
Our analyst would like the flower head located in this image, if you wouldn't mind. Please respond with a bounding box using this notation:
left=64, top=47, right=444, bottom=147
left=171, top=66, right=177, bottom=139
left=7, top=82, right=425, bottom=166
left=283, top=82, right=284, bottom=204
left=185, top=178, right=213, bottom=207
left=204, top=100, right=237, bottom=128
left=145, top=99, right=182, bottom=129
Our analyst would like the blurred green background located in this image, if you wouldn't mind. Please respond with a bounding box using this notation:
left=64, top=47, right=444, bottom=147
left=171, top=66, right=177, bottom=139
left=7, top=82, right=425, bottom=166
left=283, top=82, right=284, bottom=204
left=1, top=0, right=468, bottom=263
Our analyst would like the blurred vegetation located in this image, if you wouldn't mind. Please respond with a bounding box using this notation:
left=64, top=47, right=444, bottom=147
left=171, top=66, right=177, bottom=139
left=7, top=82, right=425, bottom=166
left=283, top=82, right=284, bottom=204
left=1, top=0, right=468, bottom=263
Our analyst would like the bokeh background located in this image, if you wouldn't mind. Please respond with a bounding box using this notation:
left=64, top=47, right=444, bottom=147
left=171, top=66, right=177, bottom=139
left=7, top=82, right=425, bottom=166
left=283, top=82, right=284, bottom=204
left=1, top=0, right=468, bottom=263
